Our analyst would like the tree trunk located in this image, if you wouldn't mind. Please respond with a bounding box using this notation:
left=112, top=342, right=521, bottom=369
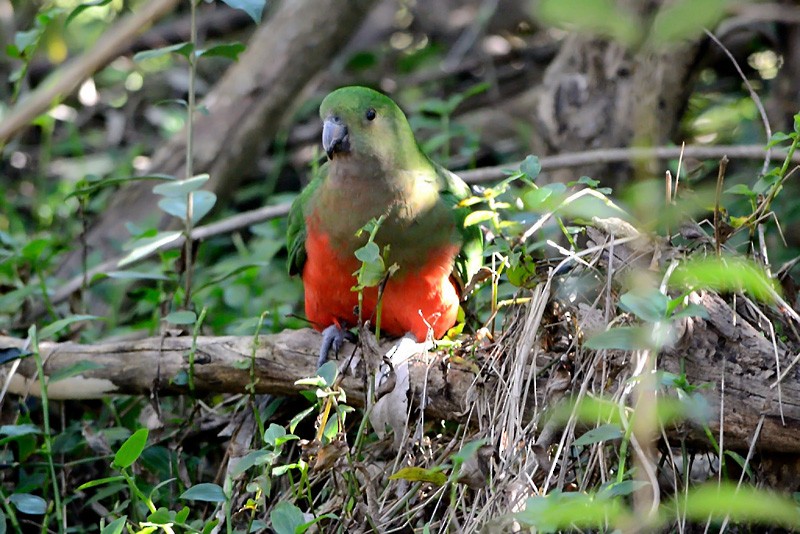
left=54, top=0, right=377, bottom=280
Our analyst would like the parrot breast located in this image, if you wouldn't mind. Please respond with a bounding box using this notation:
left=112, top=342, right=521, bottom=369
left=302, top=220, right=461, bottom=340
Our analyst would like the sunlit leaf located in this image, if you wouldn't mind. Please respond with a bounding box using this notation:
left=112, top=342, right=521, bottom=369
left=389, top=466, right=448, bottom=486
left=118, top=231, right=182, bottom=267
left=152, top=174, right=209, bottom=196
left=675, top=482, right=800, bottom=527
left=113, top=428, right=148, bottom=469
left=220, top=0, right=266, bottom=23
left=671, top=256, right=778, bottom=302
left=65, top=0, right=113, bottom=26
left=650, top=0, right=729, bottom=48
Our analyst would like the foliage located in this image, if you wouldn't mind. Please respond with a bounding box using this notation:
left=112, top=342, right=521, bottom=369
left=1, top=0, right=799, bottom=532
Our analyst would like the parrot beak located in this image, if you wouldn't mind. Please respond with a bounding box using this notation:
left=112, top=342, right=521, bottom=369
left=322, top=116, right=349, bottom=159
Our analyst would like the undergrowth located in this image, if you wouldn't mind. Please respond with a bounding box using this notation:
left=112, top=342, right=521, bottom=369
left=1, top=0, right=800, bottom=533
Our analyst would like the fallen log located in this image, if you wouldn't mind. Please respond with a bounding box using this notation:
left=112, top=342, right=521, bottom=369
left=2, top=290, right=799, bottom=454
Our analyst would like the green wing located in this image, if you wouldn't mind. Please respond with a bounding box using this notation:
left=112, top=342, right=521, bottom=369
left=434, top=163, right=483, bottom=291
left=287, top=174, right=321, bottom=276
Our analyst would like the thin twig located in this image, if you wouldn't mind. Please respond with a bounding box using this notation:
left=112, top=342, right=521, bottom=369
left=704, top=29, right=772, bottom=175
left=713, top=156, right=729, bottom=256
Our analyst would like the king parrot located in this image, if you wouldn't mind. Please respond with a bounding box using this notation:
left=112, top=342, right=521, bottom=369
left=287, top=86, right=482, bottom=358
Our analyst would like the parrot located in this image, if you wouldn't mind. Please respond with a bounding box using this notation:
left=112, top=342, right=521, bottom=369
left=287, top=86, right=483, bottom=364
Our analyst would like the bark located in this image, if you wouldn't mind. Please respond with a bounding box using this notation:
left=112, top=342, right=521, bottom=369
left=55, top=0, right=377, bottom=279
left=2, top=292, right=799, bottom=454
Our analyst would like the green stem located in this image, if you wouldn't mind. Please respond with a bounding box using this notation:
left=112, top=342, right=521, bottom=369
left=183, top=0, right=198, bottom=309
left=121, top=469, right=156, bottom=514
left=30, top=326, right=64, bottom=532
left=188, top=306, right=207, bottom=395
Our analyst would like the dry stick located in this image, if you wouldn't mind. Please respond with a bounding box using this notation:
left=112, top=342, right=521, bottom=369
left=713, top=156, right=729, bottom=257
left=41, top=143, right=797, bottom=313
left=183, top=0, right=199, bottom=310
left=0, top=0, right=181, bottom=145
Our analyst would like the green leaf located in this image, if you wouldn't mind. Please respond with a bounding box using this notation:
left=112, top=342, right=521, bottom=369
left=157, top=196, right=187, bottom=220
left=354, top=242, right=380, bottom=264
left=113, top=428, right=148, bottom=469
left=520, top=155, right=542, bottom=181
left=230, top=450, right=274, bottom=477
left=39, top=314, right=101, bottom=339
left=618, top=291, right=668, bottom=322
left=180, top=483, right=226, bottom=503
left=270, top=501, right=307, bottom=534
left=515, top=490, right=628, bottom=531
left=0, top=424, right=41, bottom=437
left=317, top=360, right=337, bottom=387
left=264, top=424, right=286, bottom=447
left=678, top=482, right=800, bottom=526
left=389, top=466, right=448, bottom=486
left=49, top=360, right=104, bottom=383
left=118, top=231, right=182, bottom=267
left=724, top=183, right=756, bottom=198
left=575, top=175, right=599, bottom=188
left=220, top=0, right=266, bottom=23
left=191, top=190, right=217, bottom=224
left=650, top=0, right=727, bottom=48
left=671, top=256, right=778, bottom=302
left=670, top=303, right=708, bottom=320
left=538, top=0, right=640, bottom=46
left=157, top=191, right=216, bottom=223
left=598, top=479, right=649, bottom=498
left=164, top=310, right=196, bottom=325
left=76, top=475, right=126, bottom=491
left=101, top=516, right=127, bottom=534
left=766, top=131, right=792, bottom=148
left=197, top=42, right=246, bottom=60
left=573, top=424, right=623, bottom=446
left=464, top=210, right=495, bottom=227
left=65, top=0, right=112, bottom=26
left=9, top=493, right=47, bottom=515
left=152, top=174, right=209, bottom=197
left=133, top=42, right=193, bottom=62
left=584, top=326, right=650, bottom=350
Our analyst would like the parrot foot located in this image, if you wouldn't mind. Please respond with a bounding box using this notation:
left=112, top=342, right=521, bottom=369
left=318, top=324, right=355, bottom=368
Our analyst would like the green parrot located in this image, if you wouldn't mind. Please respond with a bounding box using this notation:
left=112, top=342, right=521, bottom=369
left=287, top=86, right=482, bottom=361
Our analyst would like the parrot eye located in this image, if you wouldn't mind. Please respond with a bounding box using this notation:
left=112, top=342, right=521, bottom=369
left=365, top=108, right=376, bottom=121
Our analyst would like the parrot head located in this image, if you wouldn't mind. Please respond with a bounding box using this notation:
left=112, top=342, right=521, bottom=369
left=319, top=86, right=422, bottom=169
